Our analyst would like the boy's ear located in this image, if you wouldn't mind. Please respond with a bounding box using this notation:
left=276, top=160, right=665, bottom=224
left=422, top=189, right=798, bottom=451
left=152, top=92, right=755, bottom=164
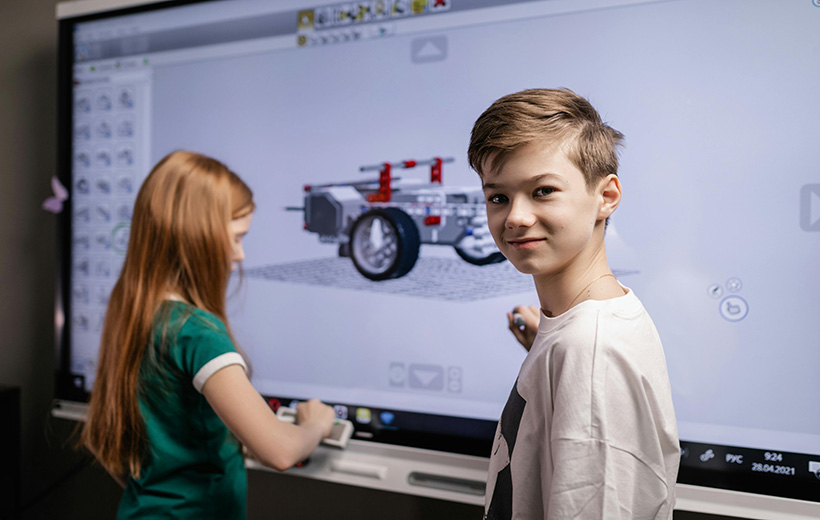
left=597, top=174, right=622, bottom=220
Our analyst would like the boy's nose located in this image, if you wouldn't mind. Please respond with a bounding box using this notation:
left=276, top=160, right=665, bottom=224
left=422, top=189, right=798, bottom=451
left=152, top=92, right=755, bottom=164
left=505, top=198, right=536, bottom=229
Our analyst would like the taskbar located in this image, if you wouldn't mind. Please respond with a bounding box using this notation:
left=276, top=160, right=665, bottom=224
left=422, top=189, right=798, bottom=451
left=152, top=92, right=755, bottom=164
left=263, top=394, right=496, bottom=457
left=261, top=396, right=820, bottom=503
left=678, top=440, right=820, bottom=503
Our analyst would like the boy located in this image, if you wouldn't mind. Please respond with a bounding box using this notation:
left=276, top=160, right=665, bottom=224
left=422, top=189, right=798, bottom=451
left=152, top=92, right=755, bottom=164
left=468, top=89, right=679, bottom=519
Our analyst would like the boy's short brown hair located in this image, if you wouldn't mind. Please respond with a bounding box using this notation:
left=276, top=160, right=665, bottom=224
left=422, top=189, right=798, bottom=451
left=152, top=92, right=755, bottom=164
left=468, top=88, right=624, bottom=190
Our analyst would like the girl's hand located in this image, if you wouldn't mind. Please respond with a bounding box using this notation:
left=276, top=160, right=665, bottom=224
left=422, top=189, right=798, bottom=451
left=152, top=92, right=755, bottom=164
left=296, top=399, right=336, bottom=439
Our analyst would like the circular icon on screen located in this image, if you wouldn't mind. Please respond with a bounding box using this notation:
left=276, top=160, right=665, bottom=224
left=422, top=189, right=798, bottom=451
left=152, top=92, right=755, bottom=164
left=389, top=364, right=405, bottom=385
left=719, top=296, right=748, bottom=322
left=448, top=379, right=462, bottom=393
left=726, top=277, right=743, bottom=292
left=333, top=405, right=348, bottom=420
left=111, top=222, right=130, bottom=254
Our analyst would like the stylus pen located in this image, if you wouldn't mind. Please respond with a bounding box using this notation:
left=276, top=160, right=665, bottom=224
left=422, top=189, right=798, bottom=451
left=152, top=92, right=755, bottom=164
left=513, top=313, right=526, bottom=330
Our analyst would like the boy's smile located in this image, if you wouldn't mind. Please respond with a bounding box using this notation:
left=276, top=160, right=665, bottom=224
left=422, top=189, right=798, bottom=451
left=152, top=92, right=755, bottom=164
left=506, top=237, right=546, bottom=250
left=481, top=140, right=615, bottom=282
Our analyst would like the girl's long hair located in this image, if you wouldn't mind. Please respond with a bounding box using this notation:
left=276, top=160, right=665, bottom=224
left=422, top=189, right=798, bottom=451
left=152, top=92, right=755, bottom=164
left=80, top=150, right=255, bottom=480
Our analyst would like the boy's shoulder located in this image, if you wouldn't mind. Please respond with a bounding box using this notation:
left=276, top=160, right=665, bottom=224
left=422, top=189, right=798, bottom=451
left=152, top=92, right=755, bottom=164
left=543, top=286, right=640, bottom=327
left=536, top=288, right=658, bottom=357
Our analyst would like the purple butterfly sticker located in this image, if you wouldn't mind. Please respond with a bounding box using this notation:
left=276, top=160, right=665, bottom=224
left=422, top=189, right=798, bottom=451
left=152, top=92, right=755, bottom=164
left=42, top=176, right=69, bottom=214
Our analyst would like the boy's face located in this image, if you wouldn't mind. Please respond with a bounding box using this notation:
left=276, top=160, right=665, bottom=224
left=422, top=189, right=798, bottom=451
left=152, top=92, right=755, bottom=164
left=481, top=141, right=616, bottom=279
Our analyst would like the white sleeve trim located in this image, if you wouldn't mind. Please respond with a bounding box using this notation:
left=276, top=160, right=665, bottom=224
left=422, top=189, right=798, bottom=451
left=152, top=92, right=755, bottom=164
left=192, top=352, right=248, bottom=393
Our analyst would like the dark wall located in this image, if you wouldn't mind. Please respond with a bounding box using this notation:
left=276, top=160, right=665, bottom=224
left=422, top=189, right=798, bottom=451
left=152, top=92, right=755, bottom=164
left=0, top=1, right=747, bottom=519
left=0, top=0, right=66, bottom=516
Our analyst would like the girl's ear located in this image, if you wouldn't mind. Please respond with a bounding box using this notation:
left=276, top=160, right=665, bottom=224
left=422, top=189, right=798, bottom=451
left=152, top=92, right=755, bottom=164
left=597, top=174, right=622, bottom=220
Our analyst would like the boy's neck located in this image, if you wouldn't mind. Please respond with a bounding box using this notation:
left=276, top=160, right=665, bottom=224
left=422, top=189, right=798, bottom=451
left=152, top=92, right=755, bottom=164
left=533, top=246, right=624, bottom=318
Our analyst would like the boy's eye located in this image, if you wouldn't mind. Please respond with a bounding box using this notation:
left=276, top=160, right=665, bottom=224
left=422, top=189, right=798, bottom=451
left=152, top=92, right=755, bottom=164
left=534, top=187, right=555, bottom=197
left=487, top=193, right=508, bottom=204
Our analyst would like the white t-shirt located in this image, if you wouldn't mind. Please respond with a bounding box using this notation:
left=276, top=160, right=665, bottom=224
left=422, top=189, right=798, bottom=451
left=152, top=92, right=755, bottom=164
left=484, top=288, right=679, bottom=520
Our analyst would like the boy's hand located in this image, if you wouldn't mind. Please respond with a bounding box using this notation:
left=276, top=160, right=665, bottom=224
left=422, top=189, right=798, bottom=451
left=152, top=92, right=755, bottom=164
left=296, top=398, right=336, bottom=438
left=507, top=305, right=540, bottom=351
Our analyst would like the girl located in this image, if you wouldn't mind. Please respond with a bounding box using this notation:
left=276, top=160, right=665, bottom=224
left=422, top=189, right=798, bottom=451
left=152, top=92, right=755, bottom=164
left=81, top=151, right=335, bottom=519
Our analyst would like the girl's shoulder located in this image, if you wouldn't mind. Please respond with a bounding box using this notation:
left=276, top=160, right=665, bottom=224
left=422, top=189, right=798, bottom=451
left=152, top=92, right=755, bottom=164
left=159, top=300, right=227, bottom=339
left=152, top=301, right=236, bottom=377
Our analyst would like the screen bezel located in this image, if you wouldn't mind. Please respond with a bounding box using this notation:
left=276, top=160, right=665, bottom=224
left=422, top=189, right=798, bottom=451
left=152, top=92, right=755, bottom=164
left=55, top=0, right=820, bottom=511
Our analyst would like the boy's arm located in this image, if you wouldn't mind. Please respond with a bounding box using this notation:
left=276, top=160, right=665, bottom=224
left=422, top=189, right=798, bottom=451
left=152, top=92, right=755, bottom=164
left=545, top=325, right=673, bottom=519
left=547, top=438, right=670, bottom=519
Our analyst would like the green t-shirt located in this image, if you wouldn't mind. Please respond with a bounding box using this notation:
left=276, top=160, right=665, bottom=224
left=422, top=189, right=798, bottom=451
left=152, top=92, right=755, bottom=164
left=117, top=301, right=248, bottom=519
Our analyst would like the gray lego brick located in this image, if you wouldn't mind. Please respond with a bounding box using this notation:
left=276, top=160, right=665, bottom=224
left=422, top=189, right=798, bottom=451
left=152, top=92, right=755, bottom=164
left=244, top=257, right=534, bottom=302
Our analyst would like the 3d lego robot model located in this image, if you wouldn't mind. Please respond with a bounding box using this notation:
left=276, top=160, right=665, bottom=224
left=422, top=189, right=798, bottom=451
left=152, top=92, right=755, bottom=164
left=291, top=156, right=505, bottom=281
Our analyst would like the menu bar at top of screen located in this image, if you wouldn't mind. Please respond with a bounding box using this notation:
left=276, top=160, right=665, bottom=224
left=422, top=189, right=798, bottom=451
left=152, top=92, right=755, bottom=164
left=71, top=0, right=671, bottom=63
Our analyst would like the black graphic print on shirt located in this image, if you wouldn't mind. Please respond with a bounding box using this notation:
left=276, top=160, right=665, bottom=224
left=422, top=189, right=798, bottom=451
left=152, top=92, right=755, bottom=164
left=485, top=380, right=526, bottom=520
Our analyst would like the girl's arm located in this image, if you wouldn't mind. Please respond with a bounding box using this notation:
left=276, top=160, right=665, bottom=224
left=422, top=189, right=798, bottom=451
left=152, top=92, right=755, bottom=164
left=202, top=364, right=335, bottom=471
